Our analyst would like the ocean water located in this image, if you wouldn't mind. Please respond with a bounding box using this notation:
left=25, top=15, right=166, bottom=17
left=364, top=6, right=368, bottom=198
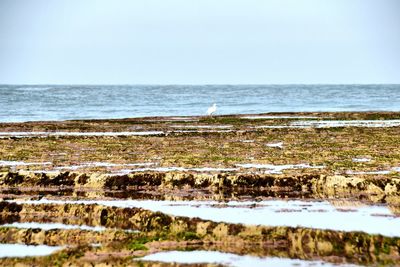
left=0, top=84, right=399, bottom=122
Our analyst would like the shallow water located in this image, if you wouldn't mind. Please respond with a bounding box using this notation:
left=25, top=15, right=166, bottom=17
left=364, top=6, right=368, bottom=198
left=138, top=250, right=358, bottom=267
left=266, top=142, right=284, bottom=148
left=170, top=125, right=233, bottom=129
left=54, top=162, right=155, bottom=171
left=2, top=222, right=106, bottom=231
left=352, top=158, right=371, bottom=163
left=117, top=166, right=238, bottom=174
left=11, top=198, right=400, bottom=237
left=0, top=160, right=52, bottom=166
left=235, top=163, right=324, bottom=174
left=0, top=243, right=62, bottom=258
left=291, top=120, right=400, bottom=128
left=258, top=120, right=400, bottom=129
left=2, top=84, right=400, bottom=122
left=171, top=129, right=234, bottom=133
left=345, top=170, right=392, bottom=175
left=0, top=131, right=164, bottom=138
left=240, top=140, right=255, bottom=143
left=3, top=160, right=328, bottom=174
left=241, top=115, right=322, bottom=119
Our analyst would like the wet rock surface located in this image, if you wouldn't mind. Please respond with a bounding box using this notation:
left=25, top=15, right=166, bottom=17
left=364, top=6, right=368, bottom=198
left=0, top=113, right=400, bottom=266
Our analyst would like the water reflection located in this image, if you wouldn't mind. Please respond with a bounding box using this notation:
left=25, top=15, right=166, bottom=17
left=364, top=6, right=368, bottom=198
left=138, top=250, right=359, bottom=267
left=9, top=198, right=400, bottom=237
left=2, top=222, right=106, bottom=231
left=0, top=243, right=63, bottom=258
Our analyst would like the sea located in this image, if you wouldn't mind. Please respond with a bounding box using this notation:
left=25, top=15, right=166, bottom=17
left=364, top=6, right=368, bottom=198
left=0, top=84, right=399, bottom=122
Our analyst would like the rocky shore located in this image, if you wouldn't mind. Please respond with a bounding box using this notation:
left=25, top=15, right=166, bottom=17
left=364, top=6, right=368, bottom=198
left=1, top=112, right=400, bottom=266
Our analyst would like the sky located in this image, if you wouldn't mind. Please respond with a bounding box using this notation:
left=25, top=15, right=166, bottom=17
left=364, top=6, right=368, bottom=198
left=0, top=0, right=399, bottom=84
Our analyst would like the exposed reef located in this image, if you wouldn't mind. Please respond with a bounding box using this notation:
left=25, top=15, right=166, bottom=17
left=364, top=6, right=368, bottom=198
left=1, top=171, right=399, bottom=199
left=1, top=201, right=400, bottom=266
left=1, top=112, right=400, bottom=266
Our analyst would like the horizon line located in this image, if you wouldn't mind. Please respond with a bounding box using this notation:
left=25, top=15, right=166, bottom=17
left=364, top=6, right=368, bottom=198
left=1, top=83, right=400, bottom=86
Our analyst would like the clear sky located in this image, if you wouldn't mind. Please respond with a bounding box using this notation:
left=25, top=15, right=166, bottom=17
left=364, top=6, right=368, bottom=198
left=0, top=0, right=399, bottom=84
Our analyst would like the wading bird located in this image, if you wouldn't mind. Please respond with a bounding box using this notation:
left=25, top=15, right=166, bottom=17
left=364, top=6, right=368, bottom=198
left=207, top=103, right=217, bottom=116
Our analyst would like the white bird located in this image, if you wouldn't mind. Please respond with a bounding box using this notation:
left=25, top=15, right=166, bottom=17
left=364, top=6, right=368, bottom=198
left=207, top=103, right=217, bottom=116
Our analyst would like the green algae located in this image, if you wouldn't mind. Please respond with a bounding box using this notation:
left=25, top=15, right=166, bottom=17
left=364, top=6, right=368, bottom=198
left=1, top=113, right=400, bottom=173
left=176, top=231, right=200, bottom=241
left=1, top=113, right=400, bottom=265
left=127, top=237, right=151, bottom=251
